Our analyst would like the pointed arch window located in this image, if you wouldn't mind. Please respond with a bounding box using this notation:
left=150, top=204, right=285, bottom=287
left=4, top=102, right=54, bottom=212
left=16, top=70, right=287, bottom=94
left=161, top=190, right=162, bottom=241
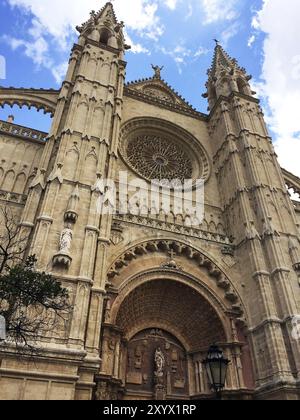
left=100, top=29, right=110, bottom=46
left=237, top=78, right=248, bottom=95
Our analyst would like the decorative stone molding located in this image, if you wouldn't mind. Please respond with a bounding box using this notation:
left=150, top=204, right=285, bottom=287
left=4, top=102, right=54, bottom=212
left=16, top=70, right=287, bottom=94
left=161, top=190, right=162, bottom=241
left=29, top=169, right=46, bottom=190
left=110, top=222, right=124, bottom=245
left=143, top=84, right=175, bottom=104
left=262, top=217, right=280, bottom=238
left=114, top=214, right=231, bottom=246
left=47, top=163, right=64, bottom=184
left=221, top=245, right=234, bottom=256
left=64, top=184, right=80, bottom=223
left=107, top=239, right=243, bottom=318
left=124, top=76, right=207, bottom=119
left=52, top=252, right=72, bottom=268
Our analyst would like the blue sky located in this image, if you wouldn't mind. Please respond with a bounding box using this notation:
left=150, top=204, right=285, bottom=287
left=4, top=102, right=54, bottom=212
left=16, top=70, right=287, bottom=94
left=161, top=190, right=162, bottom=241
left=0, top=0, right=300, bottom=179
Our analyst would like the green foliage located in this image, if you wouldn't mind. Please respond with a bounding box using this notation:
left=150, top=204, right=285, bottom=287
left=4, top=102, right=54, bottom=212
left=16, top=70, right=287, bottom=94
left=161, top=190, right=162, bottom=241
left=0, top=256, right=71, bottom=354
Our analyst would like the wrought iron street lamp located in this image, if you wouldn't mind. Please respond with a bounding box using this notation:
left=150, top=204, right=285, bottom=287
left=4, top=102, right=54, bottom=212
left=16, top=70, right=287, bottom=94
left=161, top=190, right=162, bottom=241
left=202, top=345, right=230, bottom=400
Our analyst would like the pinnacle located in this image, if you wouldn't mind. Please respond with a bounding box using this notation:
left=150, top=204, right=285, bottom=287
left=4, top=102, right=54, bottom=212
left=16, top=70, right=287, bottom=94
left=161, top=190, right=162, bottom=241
left=208, top=43, right=241, bottom=78
left=76, top=2, right=119, bottom=34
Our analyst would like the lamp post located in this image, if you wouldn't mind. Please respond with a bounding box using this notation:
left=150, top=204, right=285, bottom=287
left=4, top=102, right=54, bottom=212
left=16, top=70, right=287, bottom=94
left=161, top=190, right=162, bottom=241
left=202, top=345, right=230, bottom=400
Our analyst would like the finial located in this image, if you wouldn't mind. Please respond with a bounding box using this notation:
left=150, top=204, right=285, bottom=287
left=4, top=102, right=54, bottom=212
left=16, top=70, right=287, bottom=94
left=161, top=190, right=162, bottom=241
left=151, top=64, right=164, bottom=79
left=214, top=39, right=220, bottom=46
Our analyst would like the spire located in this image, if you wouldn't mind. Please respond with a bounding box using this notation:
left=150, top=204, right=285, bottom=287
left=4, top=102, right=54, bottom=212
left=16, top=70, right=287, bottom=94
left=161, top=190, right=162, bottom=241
left=204, top=43, right=254, bottom=111
left=76, top=2, right=118, bottom=34
left=76, top=2, right=130, bottom=52
left=209, top=44, right=241, bottom=79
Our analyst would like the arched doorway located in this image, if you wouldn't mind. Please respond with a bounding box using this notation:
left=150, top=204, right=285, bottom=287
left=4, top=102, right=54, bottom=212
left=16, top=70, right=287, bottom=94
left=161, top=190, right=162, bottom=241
left=116, top=279, right=226, bottom=400
left=95, top=241, right=255, bottom=400
left=96, top=276, right=254, bottom=400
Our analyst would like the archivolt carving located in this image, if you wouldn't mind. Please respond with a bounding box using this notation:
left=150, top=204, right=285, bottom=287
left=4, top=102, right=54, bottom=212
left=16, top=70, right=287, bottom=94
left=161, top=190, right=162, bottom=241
left=107, top=239, right=245, bottom=322
left=119, top=117, right=211, bottom=184
left=0, top=87, right=59, bottom=117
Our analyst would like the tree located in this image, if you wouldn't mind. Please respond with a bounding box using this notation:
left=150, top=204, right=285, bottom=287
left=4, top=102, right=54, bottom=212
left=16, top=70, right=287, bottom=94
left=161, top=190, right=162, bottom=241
left=0, top=206, right=29, bottom=275
left=0, top=207, right=72, bottom=354
left=0, top=256, right=71, bottom=354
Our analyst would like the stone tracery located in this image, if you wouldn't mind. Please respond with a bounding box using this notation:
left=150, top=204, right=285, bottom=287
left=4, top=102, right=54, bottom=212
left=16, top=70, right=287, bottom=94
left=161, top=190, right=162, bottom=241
left=120, top=117, right=211, bottom=184
left=126, top=134, right=193, bottom=182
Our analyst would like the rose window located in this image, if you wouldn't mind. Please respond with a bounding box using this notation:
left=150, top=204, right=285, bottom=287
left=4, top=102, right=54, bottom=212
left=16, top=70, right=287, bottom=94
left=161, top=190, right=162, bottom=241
left=125, top=135, right=193, bottom=182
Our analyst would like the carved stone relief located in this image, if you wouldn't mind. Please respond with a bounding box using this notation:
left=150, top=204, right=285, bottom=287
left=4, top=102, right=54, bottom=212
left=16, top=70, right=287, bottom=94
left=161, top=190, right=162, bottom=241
left=125, top=329, right=188, bottom=399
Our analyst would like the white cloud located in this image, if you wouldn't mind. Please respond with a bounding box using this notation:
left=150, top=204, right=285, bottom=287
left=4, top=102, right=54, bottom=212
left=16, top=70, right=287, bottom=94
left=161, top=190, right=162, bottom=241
left=163, top=0, right=179, bottom=10
left=221, top=21, right=240, bottom=47
left=4, top=0, right=165, bottom=83
left=159, top=43, right=193, bottom=74
left=253, top=0, right=300, bottom=176
left=201, top=0, right=239, bottom=24
left=248, top=35, right=255, bottom=48
left=3, top=0, right=242, bottom=84
left=125, top=33, right=150, bottom=54
left=185, top=3, right=193, bottom=20
left=3, top=33, right=66, bottom=84
left=7, top=0, right=165, bottom=47
left=194, top=46, right=209, bottom=58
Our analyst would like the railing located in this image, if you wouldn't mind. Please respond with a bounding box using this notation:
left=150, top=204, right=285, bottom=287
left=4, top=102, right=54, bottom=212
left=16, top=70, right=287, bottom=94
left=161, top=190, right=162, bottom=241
left=0, top=120, right=48, bottom=142
left=0, top=190, right=27, bottom=205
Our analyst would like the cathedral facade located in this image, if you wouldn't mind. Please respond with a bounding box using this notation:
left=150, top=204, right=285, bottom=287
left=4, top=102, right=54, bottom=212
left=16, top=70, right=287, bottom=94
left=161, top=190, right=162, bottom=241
left=0, top=2, right=300, bottom=400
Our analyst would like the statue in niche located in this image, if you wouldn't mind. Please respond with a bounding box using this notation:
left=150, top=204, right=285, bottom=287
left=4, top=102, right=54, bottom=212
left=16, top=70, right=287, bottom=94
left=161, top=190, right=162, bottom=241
left=134, top=345, right=143, bottom=369
left=154, top=347, right=165, bottom=379
left=59, top=225, right=73, bottom=253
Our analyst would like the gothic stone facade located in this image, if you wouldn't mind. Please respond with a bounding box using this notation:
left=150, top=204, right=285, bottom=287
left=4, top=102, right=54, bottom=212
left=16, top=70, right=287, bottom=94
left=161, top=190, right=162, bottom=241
left=0, top=3, right=300, bottom=400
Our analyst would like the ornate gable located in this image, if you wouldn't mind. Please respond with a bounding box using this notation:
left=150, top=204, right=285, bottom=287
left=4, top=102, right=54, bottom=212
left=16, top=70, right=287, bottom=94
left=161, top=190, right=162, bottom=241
left=124, top=76, right=207, bottom=119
